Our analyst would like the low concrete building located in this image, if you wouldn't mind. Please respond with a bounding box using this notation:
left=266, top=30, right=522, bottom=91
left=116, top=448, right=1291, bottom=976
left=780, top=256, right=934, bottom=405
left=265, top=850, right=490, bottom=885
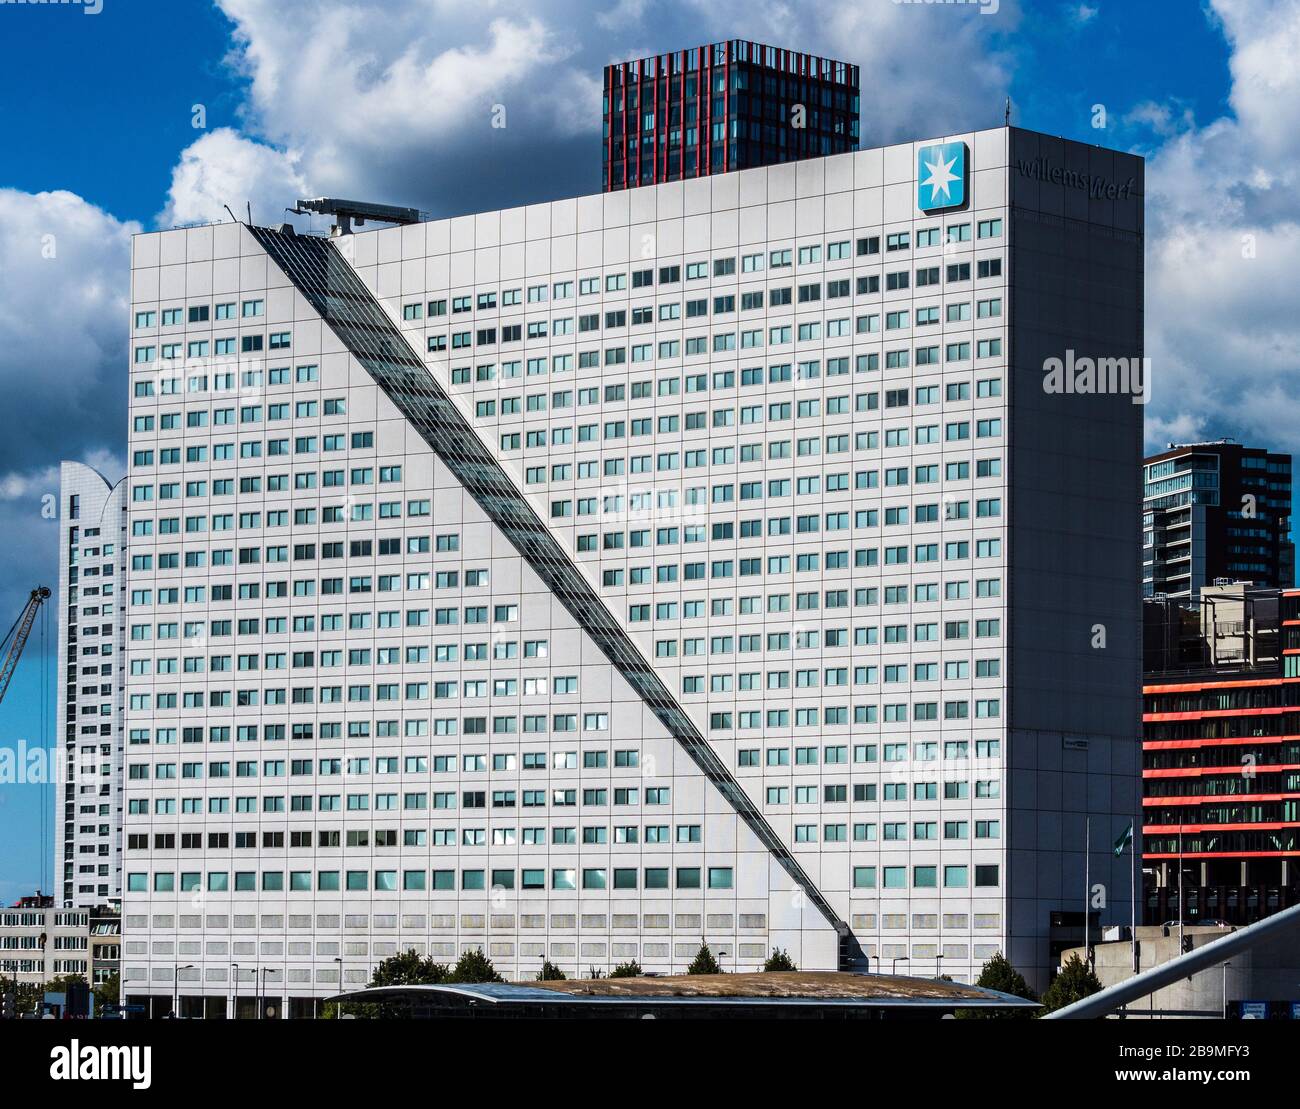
left=0, top=893, right=91, bottom=988
left=1063, top=923, right=1300, bottom=1018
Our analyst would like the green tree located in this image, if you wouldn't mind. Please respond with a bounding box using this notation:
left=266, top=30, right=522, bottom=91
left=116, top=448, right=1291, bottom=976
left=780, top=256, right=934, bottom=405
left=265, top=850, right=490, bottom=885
left=536, top=959, right=567, bottom=981
left=446, top=948, right=503, bottom=984
left=1039, top=953, right=1102, bottom=1015
left=93, top=971, right=120, bottom=1018
left=954, top=952, right=1038, bottom=1019
left=608, top=960, right=642, bottom=979
left=371, top=949, right=449, bottom=987
left=763, top=948, right=798, bottom=972
left=345, top=949, right=453, bottom=1018
left=686, top=944, right=723, bottom=975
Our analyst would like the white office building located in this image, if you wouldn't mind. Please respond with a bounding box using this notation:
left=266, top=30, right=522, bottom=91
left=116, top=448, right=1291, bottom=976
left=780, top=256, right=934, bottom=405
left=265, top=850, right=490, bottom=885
left=55, top=461, right=128, bottom=910
left=119, top=126, right=1144, bottom=1016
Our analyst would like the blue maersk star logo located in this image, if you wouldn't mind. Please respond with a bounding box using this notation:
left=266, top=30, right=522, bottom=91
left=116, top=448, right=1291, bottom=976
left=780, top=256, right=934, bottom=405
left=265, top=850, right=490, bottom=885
left=917, top=142, right=967, bottom=211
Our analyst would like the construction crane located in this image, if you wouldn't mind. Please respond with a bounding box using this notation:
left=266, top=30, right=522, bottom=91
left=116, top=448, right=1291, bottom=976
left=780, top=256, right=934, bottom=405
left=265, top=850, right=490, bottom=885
left=0, top=586, right=51, bottom=706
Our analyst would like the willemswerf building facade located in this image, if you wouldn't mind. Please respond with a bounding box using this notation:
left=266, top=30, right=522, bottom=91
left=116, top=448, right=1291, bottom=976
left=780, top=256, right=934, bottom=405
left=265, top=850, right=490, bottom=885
left=118, top=126, right=1144, bottom=1015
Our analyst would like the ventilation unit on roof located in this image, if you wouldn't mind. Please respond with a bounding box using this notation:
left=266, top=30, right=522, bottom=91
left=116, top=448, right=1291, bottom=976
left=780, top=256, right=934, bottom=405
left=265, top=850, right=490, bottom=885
left=286, top=197, right=421, bottom=236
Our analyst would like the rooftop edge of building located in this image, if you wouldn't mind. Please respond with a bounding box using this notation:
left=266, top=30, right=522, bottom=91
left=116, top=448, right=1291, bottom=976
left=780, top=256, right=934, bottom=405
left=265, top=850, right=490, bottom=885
left=137, top=124, right=1144, bottom=245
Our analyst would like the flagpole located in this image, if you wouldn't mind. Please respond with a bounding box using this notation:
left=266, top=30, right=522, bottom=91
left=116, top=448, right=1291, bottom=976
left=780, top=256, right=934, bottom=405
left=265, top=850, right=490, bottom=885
left=1178, top=822, right=1185, bottom=954
left=1130, top=832, right=1138, bottom=974
left=1084, top=816, right=1091, bottom=964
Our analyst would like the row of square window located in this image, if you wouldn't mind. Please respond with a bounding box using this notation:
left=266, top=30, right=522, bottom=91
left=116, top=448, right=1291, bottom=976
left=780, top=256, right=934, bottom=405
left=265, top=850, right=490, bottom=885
left=125, top=418, right=1003, bottom=471
left=119, top=691, right=1004, bottom=742
left=425, top=296, right=1002, bottom=354
left=127, top=814, right=1001, bottom=855
left=120, top=570, right=1002, bottom=617
left=855, top=864, right=1000, bottom=890
left=134, top=301, right=265, bottom=330
left=460, top=362, right=1003, bottom=404
left=398, top=227, right=1007, bottom=319
left=134, top=333, right=289, bottom=362
left=122, top=347, right=997, bottom=418
left=120, top=691, right=1000, bottom=731
left=126, top=866, right=738, bottom=894
left=443, top=337, right=1006, bottom=376
left=410, top=272, right=1003, bottom=342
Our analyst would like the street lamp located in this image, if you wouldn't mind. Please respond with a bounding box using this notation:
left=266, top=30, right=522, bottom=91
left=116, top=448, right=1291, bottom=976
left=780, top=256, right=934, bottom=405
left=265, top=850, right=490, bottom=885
left=172, top=964, right=193, bottom=1019
left=334, top=957, right=342, bottom=1019
left=1222, top=961, right=1231, bottom=1020
left=935, top=954, right=945, bottom=979
left=259, top=966, right=269, bottom=1020
left=230, top=963, right=239, bottom=1021
left=891, top=955, right=909, bottom=976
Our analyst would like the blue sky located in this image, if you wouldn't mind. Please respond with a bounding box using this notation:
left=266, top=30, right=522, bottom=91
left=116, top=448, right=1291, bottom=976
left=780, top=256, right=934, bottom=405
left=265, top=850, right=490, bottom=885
left=1, top=0, right=1297, bottom=901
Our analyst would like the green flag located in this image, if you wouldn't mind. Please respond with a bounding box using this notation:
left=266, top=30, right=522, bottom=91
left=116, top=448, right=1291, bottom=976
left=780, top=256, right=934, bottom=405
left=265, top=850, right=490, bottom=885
left=1114, top=822, right=1134, bottom=856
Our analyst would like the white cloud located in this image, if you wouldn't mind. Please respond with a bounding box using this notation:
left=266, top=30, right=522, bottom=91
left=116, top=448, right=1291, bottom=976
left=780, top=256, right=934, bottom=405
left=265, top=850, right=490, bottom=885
left=0, top=189, right=137, bottom=474
left=678, top=0, right=1015, bottom=146
left=1142, top=0, right=1300, bottom=455
left=1124, top=99, right=1196, bottom=138
left=596, top=0, right=653, bottom=30
left=159, top=127, right=309, bottom=230
left=210, top=2, right=595, bottom=213
left=0, top=187, right=133, bottom=635
left=196, top=0, right=1012, bottom=217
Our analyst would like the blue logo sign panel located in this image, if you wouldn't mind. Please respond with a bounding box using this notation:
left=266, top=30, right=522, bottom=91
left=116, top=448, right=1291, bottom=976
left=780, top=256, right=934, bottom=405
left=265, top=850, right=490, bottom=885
left=917, top=142, right=967, bottom=211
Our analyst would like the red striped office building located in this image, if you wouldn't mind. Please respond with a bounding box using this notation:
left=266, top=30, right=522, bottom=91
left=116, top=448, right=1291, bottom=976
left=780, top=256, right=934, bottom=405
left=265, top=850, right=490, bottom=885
left=1142, top=585, right=1300, bottom=924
